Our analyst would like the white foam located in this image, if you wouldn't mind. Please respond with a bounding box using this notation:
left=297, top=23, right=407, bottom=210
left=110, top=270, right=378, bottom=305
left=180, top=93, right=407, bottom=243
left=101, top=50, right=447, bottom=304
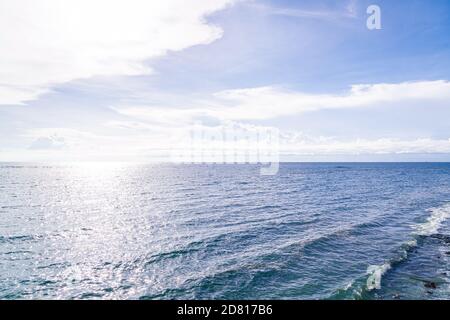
left=413, top=203, right=450, bottom=236
left=343, top=280, right=354, bottom=291
left=366, top=263, right=391, bottom=290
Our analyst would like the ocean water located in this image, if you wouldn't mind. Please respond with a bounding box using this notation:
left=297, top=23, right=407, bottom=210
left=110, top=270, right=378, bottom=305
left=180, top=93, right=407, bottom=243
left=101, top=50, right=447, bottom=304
left=1, top=162, right=450, bottom=300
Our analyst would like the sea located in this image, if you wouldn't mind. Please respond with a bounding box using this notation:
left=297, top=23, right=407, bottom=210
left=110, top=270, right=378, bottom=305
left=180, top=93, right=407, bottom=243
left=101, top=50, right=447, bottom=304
left=0, top=162, right=449, bottom=300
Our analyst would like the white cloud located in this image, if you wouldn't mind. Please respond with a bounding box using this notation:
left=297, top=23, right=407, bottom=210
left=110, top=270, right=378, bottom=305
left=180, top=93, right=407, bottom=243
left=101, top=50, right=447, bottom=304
left=113, top=80, right=450, bottom=122
left=17, top=127, right=182, bottom=161
left=0, top=0, right=235, bottom=105
left=0, top=86, right=50, bottom=106
left=280, top=133, right=450, bottom=155
left=211, top=80, right=450, bottom=120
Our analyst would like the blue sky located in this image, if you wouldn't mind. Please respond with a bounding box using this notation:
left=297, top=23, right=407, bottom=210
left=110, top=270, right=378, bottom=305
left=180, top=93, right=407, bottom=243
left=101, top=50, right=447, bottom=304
left=0, top=0, right=449, bottom=161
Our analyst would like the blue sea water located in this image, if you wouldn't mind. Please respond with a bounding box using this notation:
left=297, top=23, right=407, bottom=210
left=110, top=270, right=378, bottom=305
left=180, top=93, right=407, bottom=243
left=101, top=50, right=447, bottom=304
left=0, top=162, right=450, bottom=300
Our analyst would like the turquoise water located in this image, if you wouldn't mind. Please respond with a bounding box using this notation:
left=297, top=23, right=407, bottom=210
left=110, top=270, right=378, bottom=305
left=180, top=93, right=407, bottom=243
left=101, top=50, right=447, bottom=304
left=0, top=162, right=450, bottom=300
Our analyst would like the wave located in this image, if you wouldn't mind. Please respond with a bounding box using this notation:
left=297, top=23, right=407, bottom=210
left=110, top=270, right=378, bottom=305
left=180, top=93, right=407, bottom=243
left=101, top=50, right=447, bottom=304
left=413, top=203, right=450, bottom=236
left=329, top=203, right=450, bottom=299
left=365, top=203, right=450, bottom=292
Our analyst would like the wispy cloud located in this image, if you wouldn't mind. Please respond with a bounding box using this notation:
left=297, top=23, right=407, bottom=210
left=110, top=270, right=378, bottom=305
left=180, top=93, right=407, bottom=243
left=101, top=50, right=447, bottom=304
left=247, top=1, right=358, bottom=20
left=280, top=134, right=450, bottom=156
left=212, top=80, right=450, bottom=120
left=29, top=136, right=66, bottom=150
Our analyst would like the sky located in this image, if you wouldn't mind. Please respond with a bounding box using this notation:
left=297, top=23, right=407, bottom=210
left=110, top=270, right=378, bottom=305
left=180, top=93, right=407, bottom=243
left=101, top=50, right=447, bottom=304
left=0, top=0, right=450, bottom=162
